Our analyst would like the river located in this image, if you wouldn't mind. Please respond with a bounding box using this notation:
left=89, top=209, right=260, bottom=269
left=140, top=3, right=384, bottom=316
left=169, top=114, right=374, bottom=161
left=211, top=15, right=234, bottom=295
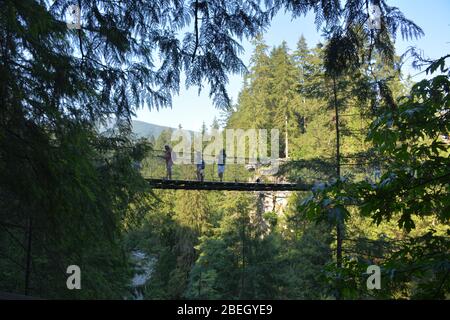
left=130, top=250, right=157, bottom=300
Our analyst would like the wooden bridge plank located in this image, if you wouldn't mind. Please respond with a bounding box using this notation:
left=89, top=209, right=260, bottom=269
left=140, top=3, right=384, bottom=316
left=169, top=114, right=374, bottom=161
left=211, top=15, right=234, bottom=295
left=145, top=179, right=311, bottom=191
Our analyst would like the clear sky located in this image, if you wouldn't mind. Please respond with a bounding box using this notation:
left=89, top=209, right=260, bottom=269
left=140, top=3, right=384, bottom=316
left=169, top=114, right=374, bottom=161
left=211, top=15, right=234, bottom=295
left=133, top=0, right=450, bottom=131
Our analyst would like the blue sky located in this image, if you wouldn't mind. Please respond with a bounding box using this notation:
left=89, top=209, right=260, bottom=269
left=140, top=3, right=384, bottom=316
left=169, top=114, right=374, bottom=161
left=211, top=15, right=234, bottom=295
left=134, top=0, right=450, bottom=131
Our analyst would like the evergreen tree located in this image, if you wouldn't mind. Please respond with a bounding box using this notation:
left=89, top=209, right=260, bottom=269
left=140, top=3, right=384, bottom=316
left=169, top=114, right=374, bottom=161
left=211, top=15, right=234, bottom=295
left=186, top=192, right=283, bottom=299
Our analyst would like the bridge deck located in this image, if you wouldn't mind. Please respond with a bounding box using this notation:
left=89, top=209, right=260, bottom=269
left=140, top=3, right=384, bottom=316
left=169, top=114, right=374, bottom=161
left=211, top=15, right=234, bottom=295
left=146, top=179, right=311, bottom=191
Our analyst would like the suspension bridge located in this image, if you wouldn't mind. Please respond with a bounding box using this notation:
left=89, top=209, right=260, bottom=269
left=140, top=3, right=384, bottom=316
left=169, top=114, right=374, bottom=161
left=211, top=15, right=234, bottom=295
left=142, top=149, right=313, bottom=191
left=140, top=146, right=383, bottom=192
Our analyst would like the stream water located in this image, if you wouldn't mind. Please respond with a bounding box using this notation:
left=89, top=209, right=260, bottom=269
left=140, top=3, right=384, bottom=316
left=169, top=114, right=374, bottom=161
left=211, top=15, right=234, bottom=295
left=130, top=250, right=157, bottom=300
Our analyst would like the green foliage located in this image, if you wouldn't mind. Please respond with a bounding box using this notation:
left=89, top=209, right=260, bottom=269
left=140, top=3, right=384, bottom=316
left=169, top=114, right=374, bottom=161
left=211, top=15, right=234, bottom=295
left=358, top=58, right=450, bottom=230
left=134, top=41, right=448, bottom=301
left=0, top=120, right=152, bottom=298
left=299, top=56, right=450, bottom=299
left=185, top=193, right=284, bottom=299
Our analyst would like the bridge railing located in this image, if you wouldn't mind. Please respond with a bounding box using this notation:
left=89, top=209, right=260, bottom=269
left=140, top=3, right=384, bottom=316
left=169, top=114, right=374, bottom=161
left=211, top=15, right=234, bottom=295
left=141, top=149, right=285, bottom=183
left=140, top=149, right=385, bottom=186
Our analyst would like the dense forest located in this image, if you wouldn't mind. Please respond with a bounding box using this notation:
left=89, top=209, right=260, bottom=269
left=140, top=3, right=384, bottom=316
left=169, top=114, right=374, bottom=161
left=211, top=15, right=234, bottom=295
left=0, top=0, right=448, bottom=300
left=128, top=37, right=449, bottom=300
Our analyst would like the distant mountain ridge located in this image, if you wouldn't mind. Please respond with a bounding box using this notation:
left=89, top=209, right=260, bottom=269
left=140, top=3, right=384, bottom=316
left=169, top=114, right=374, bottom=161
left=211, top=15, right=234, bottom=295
left=131, top=120, right=172, bottom=139
left=99, top=119, right=191, bottom=140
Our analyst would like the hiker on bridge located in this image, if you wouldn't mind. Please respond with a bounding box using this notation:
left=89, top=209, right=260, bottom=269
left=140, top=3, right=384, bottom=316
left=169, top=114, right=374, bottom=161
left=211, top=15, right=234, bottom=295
left=217, top=149, right=226, bottom=182
left=195, top=151, right=205, bottom=182
left=163, top=145, right=173, bottom=180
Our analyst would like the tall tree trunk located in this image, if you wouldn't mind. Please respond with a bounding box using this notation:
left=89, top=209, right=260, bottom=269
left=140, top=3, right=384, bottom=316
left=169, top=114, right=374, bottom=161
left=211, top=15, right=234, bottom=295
left=240, top=215, right=246, bottom=299
left=24, top=216, right=32, bottom=295
left=285, top=113, right=289, bottom=158
left=333, top=78, right=341, bottom=179
left=333, top=76, right=343, bottom=300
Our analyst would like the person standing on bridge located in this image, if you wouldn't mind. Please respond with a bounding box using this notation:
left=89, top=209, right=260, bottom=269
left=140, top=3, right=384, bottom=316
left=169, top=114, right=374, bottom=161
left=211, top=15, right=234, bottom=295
left=163, top=145, right=173, bottom=180
left=217, top=149, right=226, bottom=182
left=195, top=151, right=205, bottom=182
